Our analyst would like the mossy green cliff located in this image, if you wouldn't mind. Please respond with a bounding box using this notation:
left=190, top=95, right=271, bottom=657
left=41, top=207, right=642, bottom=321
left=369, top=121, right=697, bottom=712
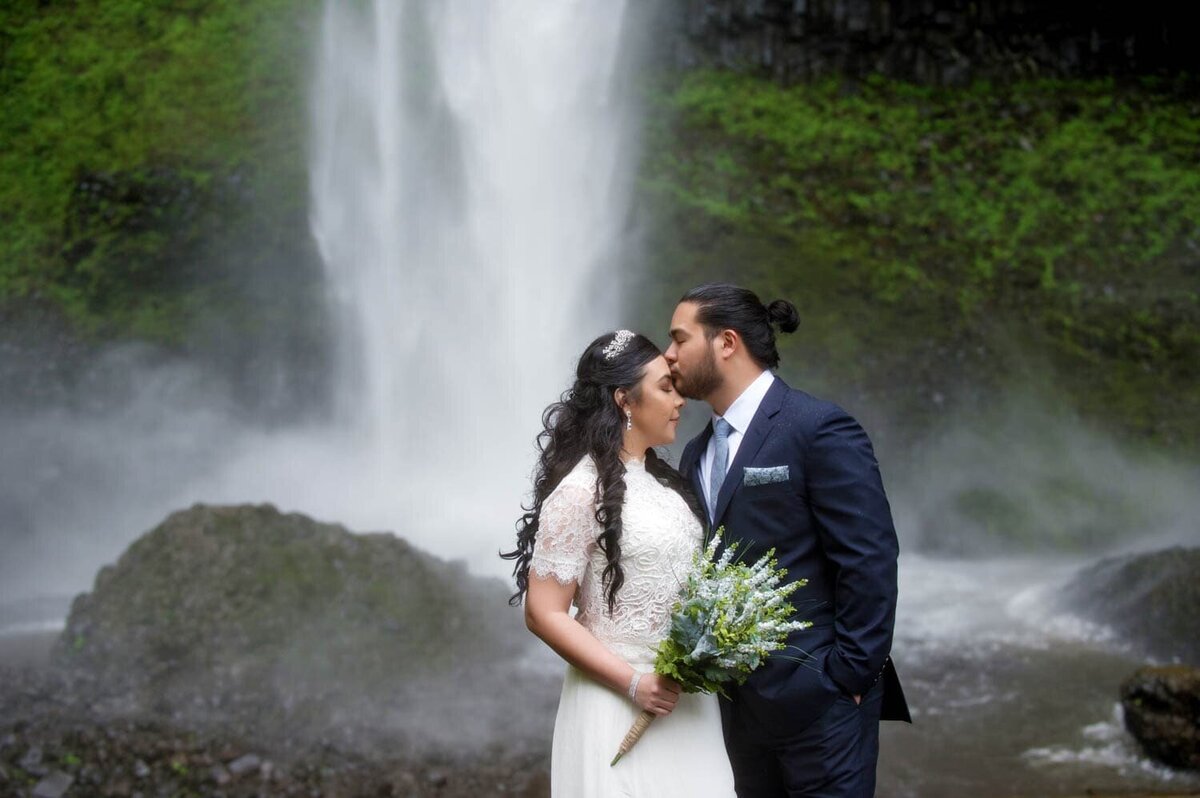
left=2, top=3, right=1197, bottom=446
left=633, top=72, right=1200, bottom=447
left=0, top=0, right=324, bottom=372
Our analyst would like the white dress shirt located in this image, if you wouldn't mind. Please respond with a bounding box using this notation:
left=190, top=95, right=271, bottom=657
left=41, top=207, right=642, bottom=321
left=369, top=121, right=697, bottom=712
left=700, top=369, right=776, bottom=508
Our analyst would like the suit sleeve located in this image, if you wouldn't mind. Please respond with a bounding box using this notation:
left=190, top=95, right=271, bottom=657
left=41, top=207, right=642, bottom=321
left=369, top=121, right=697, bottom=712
left=804, top=405, right=899, bottom=696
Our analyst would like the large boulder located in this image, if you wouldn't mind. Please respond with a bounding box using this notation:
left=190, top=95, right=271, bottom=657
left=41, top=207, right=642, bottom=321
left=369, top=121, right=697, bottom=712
left=1120, top=666, right=1200, bottom=771
left=55, top=504, right=550, bottom=753
left=1056, top=546, right=1200, bottom=664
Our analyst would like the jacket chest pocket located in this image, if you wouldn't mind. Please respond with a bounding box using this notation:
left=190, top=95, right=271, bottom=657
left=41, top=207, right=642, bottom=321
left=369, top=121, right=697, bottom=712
left=742, top=479, right=804, bottom=509
left=739, top=479, right=807, bottom=542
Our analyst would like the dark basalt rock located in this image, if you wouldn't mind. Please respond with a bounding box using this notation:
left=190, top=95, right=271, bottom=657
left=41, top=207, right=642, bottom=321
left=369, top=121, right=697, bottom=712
left=661, top=0, right=1198, bottom=83
left=1057, top=546, right=1200, bottom=665
left=1120, top=665, right=1200, bottom=771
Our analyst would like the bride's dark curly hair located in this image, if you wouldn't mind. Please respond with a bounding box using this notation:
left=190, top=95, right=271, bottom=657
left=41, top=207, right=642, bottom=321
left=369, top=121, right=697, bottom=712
left=502, top=331, right=707, bottom=613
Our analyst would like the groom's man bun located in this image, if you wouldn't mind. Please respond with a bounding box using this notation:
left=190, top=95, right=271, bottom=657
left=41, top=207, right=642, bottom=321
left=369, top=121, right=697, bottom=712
left=680, top=282, right=800, bottom=370
left=766, top=299, right=801, bottom=334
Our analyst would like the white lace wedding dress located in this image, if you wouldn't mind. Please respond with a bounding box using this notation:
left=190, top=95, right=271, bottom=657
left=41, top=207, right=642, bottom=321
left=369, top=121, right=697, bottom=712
left=531, top=455, right=736, bottom=797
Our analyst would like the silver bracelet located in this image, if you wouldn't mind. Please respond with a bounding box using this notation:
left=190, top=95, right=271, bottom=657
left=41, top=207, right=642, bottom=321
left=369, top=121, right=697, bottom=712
left=627, top=671, right=643, bottom=702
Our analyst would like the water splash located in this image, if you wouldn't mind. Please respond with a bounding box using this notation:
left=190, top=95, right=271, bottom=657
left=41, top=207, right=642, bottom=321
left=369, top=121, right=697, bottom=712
left=306, top=0, right=639, bottom=558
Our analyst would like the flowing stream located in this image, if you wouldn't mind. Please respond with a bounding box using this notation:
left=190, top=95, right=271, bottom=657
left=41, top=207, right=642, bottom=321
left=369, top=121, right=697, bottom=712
left=880, top=555, right=1199, bottom=796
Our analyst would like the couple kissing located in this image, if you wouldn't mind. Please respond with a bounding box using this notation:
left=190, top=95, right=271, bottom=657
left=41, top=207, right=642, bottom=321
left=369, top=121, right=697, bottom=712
left=504, top=282, right=910, bottom=798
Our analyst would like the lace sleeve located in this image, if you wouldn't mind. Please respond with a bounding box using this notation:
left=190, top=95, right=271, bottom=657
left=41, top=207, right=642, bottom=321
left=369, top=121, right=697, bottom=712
left=530, top=480, right=599, bottom=586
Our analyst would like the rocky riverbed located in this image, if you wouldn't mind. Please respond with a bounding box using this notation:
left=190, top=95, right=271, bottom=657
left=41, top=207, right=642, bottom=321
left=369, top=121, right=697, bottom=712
left=4, top=506, right=1199, bottom=797
left=0, top=653, right=549, bottom=798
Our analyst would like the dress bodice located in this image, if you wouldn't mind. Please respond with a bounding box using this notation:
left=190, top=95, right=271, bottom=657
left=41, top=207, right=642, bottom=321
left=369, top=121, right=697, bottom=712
left=530, top=455, right=704, bottom=665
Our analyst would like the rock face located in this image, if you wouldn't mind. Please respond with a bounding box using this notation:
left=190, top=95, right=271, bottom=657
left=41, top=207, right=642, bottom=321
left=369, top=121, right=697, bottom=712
left=1120, top=666, right=1200, bottom=771
left=1057, top=546, right=1200, bottom=664
left=662, top=0, right=1196, bottom=83
left=56, top=504, right=550, bottom=753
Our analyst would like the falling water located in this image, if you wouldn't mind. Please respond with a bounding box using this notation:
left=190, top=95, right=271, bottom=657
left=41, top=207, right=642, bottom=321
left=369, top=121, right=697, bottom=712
left=0, top=1, right=645, bottom=601
left=305, top=1, right=638, bottom=556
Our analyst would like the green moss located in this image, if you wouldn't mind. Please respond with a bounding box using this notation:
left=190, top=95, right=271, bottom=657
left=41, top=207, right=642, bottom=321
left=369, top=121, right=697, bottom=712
left=0, top=0, right=317, bottom=340
left=638, top=71, right=1200, bottom=446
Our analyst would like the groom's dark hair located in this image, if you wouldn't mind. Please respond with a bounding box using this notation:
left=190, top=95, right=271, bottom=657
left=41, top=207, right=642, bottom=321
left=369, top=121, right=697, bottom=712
left=681, top=282, right=800, bottom=369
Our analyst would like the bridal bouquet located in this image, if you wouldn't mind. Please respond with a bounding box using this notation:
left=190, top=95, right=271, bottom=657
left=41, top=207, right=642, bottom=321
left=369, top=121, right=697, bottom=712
left=611, top=528, right=811, bottom=765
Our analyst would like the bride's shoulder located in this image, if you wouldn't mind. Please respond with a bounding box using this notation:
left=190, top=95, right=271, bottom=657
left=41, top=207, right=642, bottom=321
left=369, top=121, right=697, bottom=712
left=565, top=453, right=598, bottom=477
left=547, top=455, right=598, bottom=499
left=540, top=458, right=600, bottom=526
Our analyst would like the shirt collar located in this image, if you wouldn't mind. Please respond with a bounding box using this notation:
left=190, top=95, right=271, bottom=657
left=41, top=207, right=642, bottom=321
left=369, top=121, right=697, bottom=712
left=713, top=370, right=775, bottom=435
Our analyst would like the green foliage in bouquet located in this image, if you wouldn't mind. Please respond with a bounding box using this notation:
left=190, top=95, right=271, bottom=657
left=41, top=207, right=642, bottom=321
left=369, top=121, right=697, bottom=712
left=653, top=527, right=811, bottom=697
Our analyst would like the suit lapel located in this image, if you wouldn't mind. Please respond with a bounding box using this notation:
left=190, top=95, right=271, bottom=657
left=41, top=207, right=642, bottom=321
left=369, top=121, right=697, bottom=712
left=711, top=377, right=787, bottom=527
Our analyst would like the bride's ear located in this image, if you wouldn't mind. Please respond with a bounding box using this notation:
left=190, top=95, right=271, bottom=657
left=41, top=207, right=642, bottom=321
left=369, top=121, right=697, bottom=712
left=613, top=387, right=628, bottom=412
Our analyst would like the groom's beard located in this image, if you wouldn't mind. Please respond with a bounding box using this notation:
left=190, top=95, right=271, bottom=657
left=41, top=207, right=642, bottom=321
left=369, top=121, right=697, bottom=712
left=673, top=349, right=722, bottom=401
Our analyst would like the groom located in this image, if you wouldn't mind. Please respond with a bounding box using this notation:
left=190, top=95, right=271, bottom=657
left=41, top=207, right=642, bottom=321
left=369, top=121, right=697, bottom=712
left=665, top=283, right=910, bottom=798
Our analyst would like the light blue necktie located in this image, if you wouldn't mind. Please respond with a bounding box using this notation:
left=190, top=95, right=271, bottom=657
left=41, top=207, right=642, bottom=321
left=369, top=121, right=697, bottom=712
left=709, top=418, right=733, bottom=521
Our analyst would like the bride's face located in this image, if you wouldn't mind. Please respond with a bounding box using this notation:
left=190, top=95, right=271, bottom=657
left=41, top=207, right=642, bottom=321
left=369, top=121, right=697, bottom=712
left=629, top=356, right=686, bottom=447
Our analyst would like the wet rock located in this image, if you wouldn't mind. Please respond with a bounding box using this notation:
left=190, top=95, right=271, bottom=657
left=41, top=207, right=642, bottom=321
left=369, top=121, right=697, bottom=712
left=1120, top=665, right=1200, bottom=770
left=55, top=503, right=540, bottom=752
left=388, top=770, right=417, bottom=792
left=0, top=697, right=552, bottom=798
left=1058, top=547, right=1200, bottom=664
left=31, top=770, right=74, bottom=798
left=20, top=744, right=46, bottom=776
left=227, top=753, right=261, bottom=777
left=79, top=764, right=102, bottom=786
left=106, top=777, right=132, bottom=796
left=210, top=763, right=231, bottom=785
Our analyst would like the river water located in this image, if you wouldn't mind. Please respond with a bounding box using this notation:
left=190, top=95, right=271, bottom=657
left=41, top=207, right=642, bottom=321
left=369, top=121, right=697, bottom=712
left=880, top=555, right=1199, bottom=796
left=4, top=552, right=1196, bottom=794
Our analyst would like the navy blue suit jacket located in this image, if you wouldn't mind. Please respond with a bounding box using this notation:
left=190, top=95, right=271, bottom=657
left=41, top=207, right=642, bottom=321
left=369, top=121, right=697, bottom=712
left=680, top=376, right=910, bottom=740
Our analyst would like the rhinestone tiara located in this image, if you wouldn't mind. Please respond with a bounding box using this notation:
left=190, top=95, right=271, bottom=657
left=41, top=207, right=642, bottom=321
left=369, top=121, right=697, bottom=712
left=602, top=329, right=635, bottom=361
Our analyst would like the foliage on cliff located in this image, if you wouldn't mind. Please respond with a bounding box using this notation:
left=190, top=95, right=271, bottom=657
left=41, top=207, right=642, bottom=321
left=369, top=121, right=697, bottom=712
left=0, top=0, right=319, bottom=343
left=636, top=71, right=1200, bottom=446
left=2, top=4, right=1197, bottom=444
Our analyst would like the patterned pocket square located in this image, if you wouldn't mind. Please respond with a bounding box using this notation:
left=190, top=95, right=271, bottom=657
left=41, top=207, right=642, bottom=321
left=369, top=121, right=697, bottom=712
left=743, top=465, right=790, bottom=486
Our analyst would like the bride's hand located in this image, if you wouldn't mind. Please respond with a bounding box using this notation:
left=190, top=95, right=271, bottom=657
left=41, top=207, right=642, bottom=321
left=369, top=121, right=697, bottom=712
left=634, top=673, right=682, bottom=716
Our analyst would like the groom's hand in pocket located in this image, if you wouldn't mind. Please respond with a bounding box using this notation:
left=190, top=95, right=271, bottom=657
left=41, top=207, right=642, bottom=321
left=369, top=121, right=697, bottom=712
left=635, top=674, right=682, bottom=716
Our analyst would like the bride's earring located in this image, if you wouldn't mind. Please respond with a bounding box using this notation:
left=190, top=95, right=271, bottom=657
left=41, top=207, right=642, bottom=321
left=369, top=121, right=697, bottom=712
left=625, top=409, right=633, bottom=431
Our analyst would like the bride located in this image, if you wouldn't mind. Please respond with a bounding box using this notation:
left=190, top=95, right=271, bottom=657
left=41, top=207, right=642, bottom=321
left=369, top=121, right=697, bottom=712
left=503, top=330, right=736, bottom=797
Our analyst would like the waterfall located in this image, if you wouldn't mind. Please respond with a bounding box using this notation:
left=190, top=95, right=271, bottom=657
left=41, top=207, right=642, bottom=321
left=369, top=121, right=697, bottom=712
left=307, top=0, right=638, bottom=562
left=0, top=0, right=646, bottom=603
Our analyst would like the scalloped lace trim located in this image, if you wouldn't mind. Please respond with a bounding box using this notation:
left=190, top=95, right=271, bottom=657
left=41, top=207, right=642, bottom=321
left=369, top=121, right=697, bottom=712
left=529, top=456, right=702, bottom=663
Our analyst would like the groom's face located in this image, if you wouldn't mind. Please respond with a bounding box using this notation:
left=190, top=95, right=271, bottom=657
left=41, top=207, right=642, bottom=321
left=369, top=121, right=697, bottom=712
left=665, top=302, right=723, bottom=401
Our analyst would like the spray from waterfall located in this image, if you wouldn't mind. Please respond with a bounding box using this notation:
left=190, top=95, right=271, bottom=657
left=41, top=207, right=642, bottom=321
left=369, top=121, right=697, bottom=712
left=305, top=0, right=640, bottom=559
left=0, top=1, right=647, bottom=607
